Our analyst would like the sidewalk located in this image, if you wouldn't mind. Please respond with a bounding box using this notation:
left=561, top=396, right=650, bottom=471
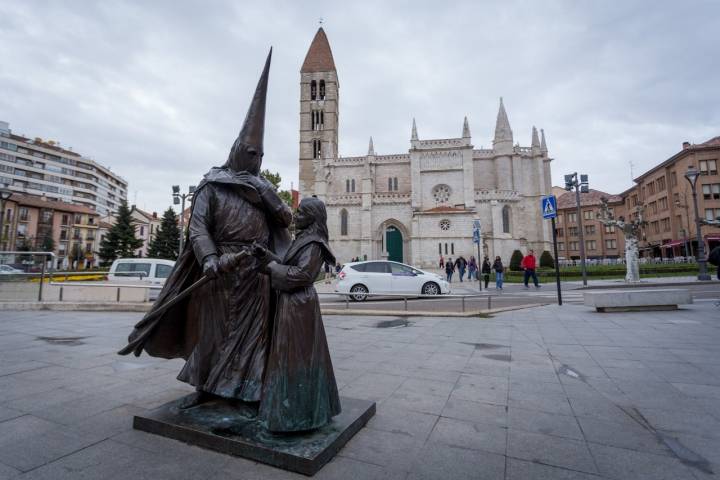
left=1, top=303, right=719, bottom=479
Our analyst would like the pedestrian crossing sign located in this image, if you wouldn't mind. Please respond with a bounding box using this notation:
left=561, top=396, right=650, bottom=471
left=542, top=195, right=557, bottom=219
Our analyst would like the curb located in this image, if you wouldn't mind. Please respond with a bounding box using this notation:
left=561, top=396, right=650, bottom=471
left=579, top=280, right=720, bottom=290
left=322, top=303, right=550, bottom=317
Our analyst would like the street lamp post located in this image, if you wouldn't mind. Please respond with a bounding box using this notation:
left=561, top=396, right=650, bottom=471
left=565, top=172, right=589, bottom=286
left=0, top=184, right=12, bottom=251
left=173, top=185, right=196, bottom=254
left=684, top=166, right=711, bottom=281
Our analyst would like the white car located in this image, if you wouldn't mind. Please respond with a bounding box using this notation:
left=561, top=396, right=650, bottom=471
left=108, top=258, right=175, bottom=285
left=336, top=260, right=450, bottom=301
left=0, top=264, right=23, bottom=274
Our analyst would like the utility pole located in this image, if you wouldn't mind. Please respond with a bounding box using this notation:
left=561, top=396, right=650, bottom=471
left=173, top=185, right=196, bottom=254
left=564, top=172, right=589, bottom=286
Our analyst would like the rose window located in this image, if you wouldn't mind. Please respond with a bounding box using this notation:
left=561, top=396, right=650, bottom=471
left=432, top=184, right=451, bottom=204
left=439, top=219, right=451, bottom=231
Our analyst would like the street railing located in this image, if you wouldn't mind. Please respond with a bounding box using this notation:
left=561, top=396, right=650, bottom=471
left=47, top=281, right=159, bottom=302
left=0, top=251, right=54, bottom=301
left=318, top=291, right=498, bottom=312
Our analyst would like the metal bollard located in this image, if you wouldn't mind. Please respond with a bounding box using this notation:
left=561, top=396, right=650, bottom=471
left=59, top=286, right=63, bottom=302
left=462, top=296, right=466, bottom=312
left=404, top=297, right=408, bottom=311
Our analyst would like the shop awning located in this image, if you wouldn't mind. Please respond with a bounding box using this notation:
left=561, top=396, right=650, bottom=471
left=705, top=235, right=720, bottom=241
left=661, top=240, right=685, bottom=248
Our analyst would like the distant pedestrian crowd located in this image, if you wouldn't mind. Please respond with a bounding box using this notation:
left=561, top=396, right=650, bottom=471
left=440, top=249, right=542, bottom=290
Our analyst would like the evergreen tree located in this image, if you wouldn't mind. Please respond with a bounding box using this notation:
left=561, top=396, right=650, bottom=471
left=540, top=250, right=555, bottom=269
left=99, top=200, right=143, bottom=266
left=509, top=250, right=524, bottom=271
left=147, top=208, right=181, bottom=260
left=260, top=169, right=294, bottom=208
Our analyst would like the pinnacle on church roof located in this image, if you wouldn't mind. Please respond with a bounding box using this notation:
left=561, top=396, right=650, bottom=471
left=462, top=116, right=471, bottom=138
left=493, top=97, right=513, bottom=145
left=531, top=126, right=540, bottom=148
left=368, top=136, right=375, bottom=156
left=301, top=27, right=337, bottom=73
left=540, top=128, right=548, bottom=153
left=411, top=118, right=419, bottom=141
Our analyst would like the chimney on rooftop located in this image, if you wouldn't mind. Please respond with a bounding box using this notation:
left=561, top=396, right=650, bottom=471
left=152, top=212, right=157, bottom=218
left=683, top=141, right=691, bottom=149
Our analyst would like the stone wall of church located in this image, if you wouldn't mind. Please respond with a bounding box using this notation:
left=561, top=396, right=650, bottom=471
left=373, top=162, right=411, bottom=193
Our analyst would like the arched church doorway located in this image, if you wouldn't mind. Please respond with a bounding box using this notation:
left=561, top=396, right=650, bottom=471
left=386, top=226, right=403, bottom=262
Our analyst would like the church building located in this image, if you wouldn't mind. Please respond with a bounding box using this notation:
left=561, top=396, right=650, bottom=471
left=298, top=28, right=554, bottom=267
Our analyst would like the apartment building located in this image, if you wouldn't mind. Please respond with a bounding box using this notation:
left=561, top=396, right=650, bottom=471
left=553, top=188, right=626, bottom=260
left=130, top=207, right=162, bottom=257
left=0, top=121, right=127, bottom=216
left=2, top=193, right=101, bottom=269
left=628, top=137, right=720, bottom=257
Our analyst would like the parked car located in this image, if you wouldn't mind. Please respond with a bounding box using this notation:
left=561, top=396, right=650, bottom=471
left=0, top=264, right=23, bottom=274
left=108, top=258, right=175, bottom=300
left=335, top=260, right=450, bottom=301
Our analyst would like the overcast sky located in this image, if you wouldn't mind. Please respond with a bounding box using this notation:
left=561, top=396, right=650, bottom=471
left=2, top=0, right=718, bottom=213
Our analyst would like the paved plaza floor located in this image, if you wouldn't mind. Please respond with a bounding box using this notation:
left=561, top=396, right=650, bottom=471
left=0, top=302, right=719, bottom=479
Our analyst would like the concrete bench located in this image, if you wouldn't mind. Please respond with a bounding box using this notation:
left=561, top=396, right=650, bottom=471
left=583, top=289, right=693, bottom=312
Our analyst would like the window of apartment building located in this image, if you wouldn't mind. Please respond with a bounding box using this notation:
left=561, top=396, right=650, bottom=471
left=702, top=183, right=720, bottom=200
left=17, top=224, right=27, bottom=237
left=649, top=201, right=658, bottom=214
left=19, top=207, right=28, bottom=221
left=647, top=183, right=655, bottom=196
left=556, top=228, right=564, bottom=237
left=586, top=240, right=597, bottom=250
left=661, top=217, right=671, bottom=232
left=556, top=215, right=562, bottom=225
left=700, top=160, right=718, bottom=175
left=632, top=194, right=639, bottom=206
left=656, top=177, right=666, bottom=191
left=584, top=225, right=596, bottom=235
left=651, top=221, right=660, bottom=234
left=604, top=224, right=616, bottom=234
left=605, top=239, right=617, bottom=249
left=670, top=171, right=677, bottom=187
left=60, top=229, right=68, bottom=241
left=569, top=241, right=579, bottom=250
left=74, top=214, right=82, bottom=224
left=41, top=210, right=52, bottom=223
left=568, top=212, right=577, bottom=222
left=557, top=242, right=565, bottom=251
left=73, top=228, right=81, bottom=239
left=706, top=208, right=720, bottom=221
left=60, top=214, right=69, bottom=226
left=568, top=226, right=579, bottom=236
left=139, top=226, right=145, bottom=237
left=583, top=210, right=593, bottom=220
left=659, top=197, right=668, bottom=210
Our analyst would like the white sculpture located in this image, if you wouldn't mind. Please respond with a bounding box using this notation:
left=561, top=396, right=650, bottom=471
left=597, top=197, right=646, bottom=283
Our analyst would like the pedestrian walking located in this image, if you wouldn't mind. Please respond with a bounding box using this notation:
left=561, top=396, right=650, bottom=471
left=455, top=256, right=467, bottom=282
left=467, top=256, right=477, bottom=281
left=439, top=255, right=445, bottom=269
left=521, top=249, right=540, bottom=288
left=481, top=256, right=491, bottom=289
left=334, top=262, right=342, bottom=277
left=323, top=261, right=332, bottom=284
left=445, top=257, right=455, bottom=283
left=492, top=256, right=504, bottom=290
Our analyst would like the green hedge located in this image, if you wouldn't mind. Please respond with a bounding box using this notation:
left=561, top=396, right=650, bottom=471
left=503, top=262, right=698, bottom=281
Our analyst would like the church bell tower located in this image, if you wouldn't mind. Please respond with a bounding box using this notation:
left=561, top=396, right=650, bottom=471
left=299, top=27, right=339, bottom=200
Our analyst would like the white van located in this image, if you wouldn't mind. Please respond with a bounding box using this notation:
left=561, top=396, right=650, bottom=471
left=108, top=258, right=175, bottom=286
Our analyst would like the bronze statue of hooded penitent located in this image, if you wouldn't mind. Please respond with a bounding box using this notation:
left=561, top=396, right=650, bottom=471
left=119, top=49, right=292, bottom=406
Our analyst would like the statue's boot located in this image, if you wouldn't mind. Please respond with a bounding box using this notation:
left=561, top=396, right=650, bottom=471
left=179, top=390, right=217, bottom=409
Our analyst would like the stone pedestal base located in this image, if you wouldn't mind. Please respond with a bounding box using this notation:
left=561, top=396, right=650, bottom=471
left=133, top=395, right=375, bottom=476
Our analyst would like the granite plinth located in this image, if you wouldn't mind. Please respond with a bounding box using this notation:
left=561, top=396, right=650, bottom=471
left=583, top=288, right=693, bottom=312
left=133, top=395, right=375, bottom=476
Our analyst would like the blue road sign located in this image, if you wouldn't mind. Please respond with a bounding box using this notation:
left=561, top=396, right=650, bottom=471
left=542, top=195, right=557, bottom=219
left=472, top=229, right=480, bottom=244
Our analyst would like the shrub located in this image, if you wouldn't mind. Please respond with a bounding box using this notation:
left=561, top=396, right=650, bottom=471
left=540, top=251, right=555, bottom=269
left=509, top=250, right=524, bottom=271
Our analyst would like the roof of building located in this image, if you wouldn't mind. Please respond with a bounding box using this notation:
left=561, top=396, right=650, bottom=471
left=556, top=189, right=623, bottom=209
left=633, top=135, right=720, bottom=182
left=131, top=206, right=158, bottom=221
left=10, top=193, right=98, bottom=214
left=301, top=28, right=336, bottom=73
left=9, top=133, right=82, bottom=158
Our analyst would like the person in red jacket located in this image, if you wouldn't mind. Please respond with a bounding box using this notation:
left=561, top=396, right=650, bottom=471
left=521, top=249, right=540, bottom=289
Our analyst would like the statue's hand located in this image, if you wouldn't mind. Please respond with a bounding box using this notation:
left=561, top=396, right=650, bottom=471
left=237, top=173, right=269, bottom=193
left=202, top=254, right=220, bottom=279
left=251, top=243, right=268, bottom=259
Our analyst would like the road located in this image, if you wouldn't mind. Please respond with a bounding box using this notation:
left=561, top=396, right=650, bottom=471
left=318, top=281, right=720, bottom=313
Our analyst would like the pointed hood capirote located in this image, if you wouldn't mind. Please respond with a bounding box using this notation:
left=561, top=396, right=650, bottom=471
left=225, top=48, right=272, bottom=173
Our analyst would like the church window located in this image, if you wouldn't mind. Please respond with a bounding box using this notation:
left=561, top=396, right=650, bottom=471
left=340, top=209, right=348, bottom=236
left=320, top=111, right=324, bottom=129
left=319, top=80, right=326, bottom=100
left=310, top=80, right=317, bottom=100
left=388, top=178, right=392, bottom=191
left=351, top=179, right=356, bottom=192
left=444, top=243, right=448, bottom=254
left=346, top=179, right=350, bottom=193
left=502, top=205, right=511, bottom=233
left=312, top=110, right=324, bottom=131
left=451, top=243, right=455, bottom=254
left=393, top=177, right=398, bottom=191
left=439, top=219, right=451, bottom=231
left=438, top=243, right=442, bottom=254
left=432, top=184, right=451, bottom=204
left=313, top=139, right=322, bottom=159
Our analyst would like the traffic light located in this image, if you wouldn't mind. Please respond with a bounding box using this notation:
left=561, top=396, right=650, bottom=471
left=564, top=174, right=575, bottom=191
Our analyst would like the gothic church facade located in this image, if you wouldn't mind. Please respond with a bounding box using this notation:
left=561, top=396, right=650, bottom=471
left=299, top=28, right=553, bottom=267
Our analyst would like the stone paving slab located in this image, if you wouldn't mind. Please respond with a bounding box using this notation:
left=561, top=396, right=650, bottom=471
left=0, top=300, right=719, bottom=479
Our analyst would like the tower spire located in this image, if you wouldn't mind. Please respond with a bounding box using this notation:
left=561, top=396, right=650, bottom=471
left=368, top=136, right=375, bottom=156
left=411, top=118, right=418, bottom=141
left=493, top=97, right=513, bottom=147
left=540, top=128, right=548, bottom=155
left=531, top=126, right=540, bottom=148
left=462, top=116, right=471, bottom=138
